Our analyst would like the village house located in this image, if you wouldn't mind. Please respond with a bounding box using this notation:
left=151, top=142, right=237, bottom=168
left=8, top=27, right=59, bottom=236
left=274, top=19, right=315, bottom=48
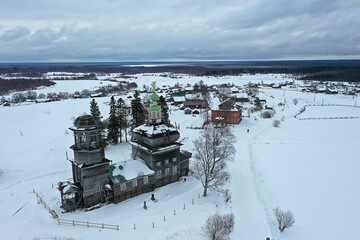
left=183, top=100, right=207, bottom=109
left=211, top=99, right=242, bottom=124
left=228, top=92, right=249, bottom=103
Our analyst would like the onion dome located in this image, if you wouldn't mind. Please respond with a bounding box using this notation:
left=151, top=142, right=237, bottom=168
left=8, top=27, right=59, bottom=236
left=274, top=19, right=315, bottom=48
left=151, top=92, right=159, bottom=101
left=149, top=105, right=162, bottom=111
left=74, top=115, right=98, bottom=129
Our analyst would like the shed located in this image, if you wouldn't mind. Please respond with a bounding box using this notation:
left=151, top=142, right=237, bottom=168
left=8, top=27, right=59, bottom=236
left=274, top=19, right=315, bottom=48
left=184, top=107, right=192, bottom=114
left=192, top=109, right=200, bottom=115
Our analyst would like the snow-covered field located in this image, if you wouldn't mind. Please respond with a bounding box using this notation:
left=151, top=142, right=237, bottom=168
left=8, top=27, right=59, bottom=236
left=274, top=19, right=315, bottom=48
left=0, top=73, right=359, bottom=240
left=33, top=80, right=119, bottom=95
left=299, top=105, right=360, bottom=118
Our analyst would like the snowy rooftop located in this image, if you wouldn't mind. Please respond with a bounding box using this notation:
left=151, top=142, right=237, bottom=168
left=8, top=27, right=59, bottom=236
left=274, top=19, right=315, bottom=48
left=133, top=124, right=178, bottom=135
left=173, top=96, right=186, bottom=102
left=229, top=93, right=248, bottom=98
left=110, top=158, right=154, bottom=184
left=185, top=93, right=203, bottom=100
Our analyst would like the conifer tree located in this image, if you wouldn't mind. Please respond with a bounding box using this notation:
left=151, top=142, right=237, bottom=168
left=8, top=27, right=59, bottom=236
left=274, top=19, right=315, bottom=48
left=108, top=96, right=119, bottom=144
left=158, top=95, right=170, bottom=126
left=90, top=99, right=102, bottom=123
left=116, top=97, right=127, bottom=143
left=131, top=91, right=145, bottom=128
left=254, top=97, right=262, bottom=110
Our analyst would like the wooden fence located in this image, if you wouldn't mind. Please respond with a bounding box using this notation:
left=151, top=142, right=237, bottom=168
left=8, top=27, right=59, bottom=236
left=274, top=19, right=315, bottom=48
left=34, top=187, right=205, bottom=232
left=33, top=188, right=58, bottom=219
left=57, top=219, right=119, bottom=230
left=294, top=104, right=360, bottom=120
left=298, top=116, right=360, bottom=120
left=306, top=104, right=360, bottom=108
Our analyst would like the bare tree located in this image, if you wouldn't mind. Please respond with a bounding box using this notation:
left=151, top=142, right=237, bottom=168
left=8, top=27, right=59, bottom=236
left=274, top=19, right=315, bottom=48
left=12, top=92, right=25, bottom=102
left=202, top=213, right=235, bottom=240
left=273, top=119, right=280, bottom=127
left=193, top=124, right=235, bottom=197
left=26, top=90, right=37, bottom=100
left=261, top=110, right=275, bottom=118
left=81, top=89, right=91, bottom=97
left=274, top=207, right=295, bottom=232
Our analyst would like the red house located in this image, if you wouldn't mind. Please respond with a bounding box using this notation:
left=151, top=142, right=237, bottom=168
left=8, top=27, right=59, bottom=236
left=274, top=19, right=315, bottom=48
left=211, top=99, right=242, bottom=124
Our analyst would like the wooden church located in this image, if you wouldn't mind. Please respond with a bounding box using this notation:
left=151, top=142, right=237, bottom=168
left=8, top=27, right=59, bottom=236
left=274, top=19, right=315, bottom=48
left=58, top=85, right=191, bottom=212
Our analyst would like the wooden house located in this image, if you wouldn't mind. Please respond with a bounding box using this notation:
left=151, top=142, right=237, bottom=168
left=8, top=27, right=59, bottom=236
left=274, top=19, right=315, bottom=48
left=183, top=100, right=207, bottom=109
left=211, top=99, right=242, bottom=124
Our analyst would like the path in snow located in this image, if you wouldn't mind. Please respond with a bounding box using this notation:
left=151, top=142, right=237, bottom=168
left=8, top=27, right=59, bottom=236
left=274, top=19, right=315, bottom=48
left=229, top=119, right=273, bottom=239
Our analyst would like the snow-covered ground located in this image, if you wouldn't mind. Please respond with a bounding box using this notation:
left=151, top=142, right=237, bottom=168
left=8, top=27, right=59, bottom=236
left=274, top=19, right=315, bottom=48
left=0, top=73, right=359, bottom=239
left=2, top=79, right=119, bottom=100
left=299, top=105, right=360, bottom=118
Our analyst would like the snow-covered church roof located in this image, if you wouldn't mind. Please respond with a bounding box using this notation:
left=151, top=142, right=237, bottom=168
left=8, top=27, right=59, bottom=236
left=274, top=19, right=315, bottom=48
left=133, top=124, right=178, bottom=135
left=110, top=158, right=154, bottom=184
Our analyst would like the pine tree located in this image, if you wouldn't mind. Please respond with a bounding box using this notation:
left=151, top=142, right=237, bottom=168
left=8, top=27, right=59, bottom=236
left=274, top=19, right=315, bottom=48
left=131, top=91, right=145, bottom=128
left=254, top=97, right=262, bottom=110
left=108, top=96, right=119, bottom=144
left=90, top=99, right=102, bottom=123
left=116, top=98, right=127, bottom=143
left=158, top=96, right=170, bottom=126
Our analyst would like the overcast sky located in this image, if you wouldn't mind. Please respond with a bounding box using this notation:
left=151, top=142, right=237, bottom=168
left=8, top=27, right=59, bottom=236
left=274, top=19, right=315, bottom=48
left=0, top=0, right=359, bottom=62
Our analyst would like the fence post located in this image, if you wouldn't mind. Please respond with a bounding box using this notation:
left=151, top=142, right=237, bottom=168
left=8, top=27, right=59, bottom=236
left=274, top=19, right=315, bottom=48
left=87, top=221, right=89, bottom=228
left=174, top=210, right=176, bottom=215
left=183, top=204, right=186, bottom=210
left=134, top=223, right=136, bottom=230
left=117, top=225, right=119, bottom=230
left=73, top=220, right=75, bottom=226
left=163, top=216, right=166, bottom=221
left=152, top=222, right=154, bottom=228
left=58, top=218, right=60, bottom=225
left=192, top=199, right=194, bottom=204
left=198, top=193, right=200, bottom=198
left=102, top=223, right=104, bottom=229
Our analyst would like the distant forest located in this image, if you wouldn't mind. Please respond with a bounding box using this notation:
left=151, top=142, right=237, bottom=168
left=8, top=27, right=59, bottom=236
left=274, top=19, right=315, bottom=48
left=0, top=60, right=359, bottom=95
left=0, top=78, right=55, bottom=95
left=298, top=70, right=360, bottom=82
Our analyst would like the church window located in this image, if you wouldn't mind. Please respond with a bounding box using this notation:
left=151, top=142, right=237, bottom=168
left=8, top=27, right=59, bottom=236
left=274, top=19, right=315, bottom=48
left=132, top=179, right=137, bottom=187
left=143, top=176, right=148, bottom=184
left=165, top=168, right=170, bottom=176
left=172, top=165, right=177, bottom=175
left=120, top=183, right=126, bottom=191
left=157, top=170, right=162, bottom=179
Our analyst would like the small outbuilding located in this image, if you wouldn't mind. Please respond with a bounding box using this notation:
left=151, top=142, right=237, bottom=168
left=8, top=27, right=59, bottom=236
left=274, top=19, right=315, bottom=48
left=184, top=107, right=192, bottom=114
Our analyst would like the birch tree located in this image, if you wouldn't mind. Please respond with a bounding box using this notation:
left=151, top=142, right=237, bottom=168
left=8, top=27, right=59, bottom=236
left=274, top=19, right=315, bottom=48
left=193, top=124, right=235, bottom=197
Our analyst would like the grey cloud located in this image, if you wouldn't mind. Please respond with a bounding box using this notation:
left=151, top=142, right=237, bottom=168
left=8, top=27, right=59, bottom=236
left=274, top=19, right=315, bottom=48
left=0, top=0, right=359, bottom=61
left=0, top=27, right=30, bottom=41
